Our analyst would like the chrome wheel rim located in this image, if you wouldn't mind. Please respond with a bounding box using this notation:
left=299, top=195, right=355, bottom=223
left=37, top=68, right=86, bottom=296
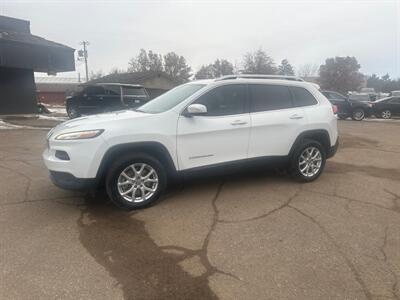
left=353, top=110, right=364, bottom=120
left=299, top=147, right=322, bottom=177
left=117, top=163, right=159, bottom=203
left=382, top=110, right=391, bottom=119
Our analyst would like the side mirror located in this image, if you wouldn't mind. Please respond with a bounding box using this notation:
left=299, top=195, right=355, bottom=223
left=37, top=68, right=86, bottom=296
left=184, top=104, right=207, bottom=116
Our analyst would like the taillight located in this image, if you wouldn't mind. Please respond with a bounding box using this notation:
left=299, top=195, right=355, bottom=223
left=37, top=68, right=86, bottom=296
left=332, top=104, right=338, bottom=114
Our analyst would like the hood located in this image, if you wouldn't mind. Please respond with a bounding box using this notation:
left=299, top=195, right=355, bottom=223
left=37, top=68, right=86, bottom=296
left=52, top=110, right=149, bottom=134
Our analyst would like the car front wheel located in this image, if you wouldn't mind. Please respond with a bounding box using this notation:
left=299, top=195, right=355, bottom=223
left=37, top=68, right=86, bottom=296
left=289, top=139, right=326, bottom=182
left=351, top=108, right=365, bottom=121
left=381, top=110, right=392, bottom=119
left=67, top=105, right=81, bottom=119
left=106, top=153, right=166, bottom=210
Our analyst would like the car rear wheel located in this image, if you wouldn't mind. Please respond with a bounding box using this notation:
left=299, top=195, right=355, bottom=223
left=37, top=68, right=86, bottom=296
left=351, top=108, right=365, bottom=121
left=381, top=110, right=392, bottom=119
left=289, top=139, right=326, bottom=182
left=67, top=105, right=81, bottom=119
left=106, top=153, right=166, bottom=210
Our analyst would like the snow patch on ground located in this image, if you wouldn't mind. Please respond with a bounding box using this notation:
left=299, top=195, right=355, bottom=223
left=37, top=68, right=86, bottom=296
left=38, top=115, right=68, bottom=121
left=0, top=120, right=51, bottom=130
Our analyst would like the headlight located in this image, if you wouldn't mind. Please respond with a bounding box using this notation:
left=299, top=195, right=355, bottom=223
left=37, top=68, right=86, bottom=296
left=55, top=129, right=104, bottom=140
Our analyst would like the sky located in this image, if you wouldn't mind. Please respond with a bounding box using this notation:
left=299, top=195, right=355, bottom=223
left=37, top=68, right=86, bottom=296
left=2, top=0, right=400, bottom=79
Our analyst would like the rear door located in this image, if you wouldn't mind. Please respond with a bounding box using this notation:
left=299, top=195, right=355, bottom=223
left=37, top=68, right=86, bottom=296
left=388, top=97, right=400, bottom=114
left=103, top=85, right=123, bottom=111
left=247, top=84, right=308, bottom=158
left=78, top=86, right=105, bottom=114
left=177, top=84, right=250, bottom=170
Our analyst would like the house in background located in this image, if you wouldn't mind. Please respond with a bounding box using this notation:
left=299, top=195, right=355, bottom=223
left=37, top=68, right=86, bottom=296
left=0, top=15, right=75, bottom=114
left=90, top=71, right=178, bottom=99
left=36, top=77, right=80, bottom=106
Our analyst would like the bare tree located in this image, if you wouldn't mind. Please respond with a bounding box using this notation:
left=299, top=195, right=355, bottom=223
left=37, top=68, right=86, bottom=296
left=297, top=63, right=319, bottom=78
left=89, top=70, right=104, bottom=80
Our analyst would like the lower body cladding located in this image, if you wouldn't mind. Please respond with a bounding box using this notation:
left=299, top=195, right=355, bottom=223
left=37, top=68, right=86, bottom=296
left=47, top=138, right=339, bottom=192
left=50, top=171, right=98, bottom=191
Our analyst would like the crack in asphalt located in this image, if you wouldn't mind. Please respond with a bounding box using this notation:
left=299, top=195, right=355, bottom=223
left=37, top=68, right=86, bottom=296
left=0, top=163, right=84, bottom=207
left=77, top=196, right=219, bottom=300
left=367, top=226, right=400, bottom=300
left=288, top=204, right=373, bottom=300
left=384, top=189, right=400, bottom=214
left=160, top=181, right=241, bottom=281
left=303, top=188, right=400, bottom=217
left=218, top=187, right=301, bottom=224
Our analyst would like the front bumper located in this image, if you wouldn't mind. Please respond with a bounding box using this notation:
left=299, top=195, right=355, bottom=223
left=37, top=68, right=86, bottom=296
left=50, top=171, right=97, bottom=191
left=327, top=138, right=339, bottom=159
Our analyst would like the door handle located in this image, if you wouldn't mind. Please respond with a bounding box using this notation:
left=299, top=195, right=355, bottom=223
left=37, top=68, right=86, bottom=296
left=289, top=114, right=304, bottom=120
left=231, top=120, right=247, bottom=125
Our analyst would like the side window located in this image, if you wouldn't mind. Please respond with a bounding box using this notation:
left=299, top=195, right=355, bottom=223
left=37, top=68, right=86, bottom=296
left=85, top=86, right=105, bottom=96
left=105, top=86, right=121, bottom=96
left=194, top=84, right=247, bottom=116
left=290, top=87, right=318, bottom=107
left=389, top=98, right=400, bottom=104
left=249, top=84, right=292, bottom=112
left=327, top=92, right=343, bottom=101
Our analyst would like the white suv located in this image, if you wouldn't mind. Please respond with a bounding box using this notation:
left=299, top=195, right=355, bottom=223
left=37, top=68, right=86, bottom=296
left=43, top=75, right=338, bottom=209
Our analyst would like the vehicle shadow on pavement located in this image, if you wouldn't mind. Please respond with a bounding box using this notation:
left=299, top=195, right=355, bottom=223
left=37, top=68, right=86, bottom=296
left=78, top=167, right=289, bottom=299
left=78, top=191, right=218, bottom=300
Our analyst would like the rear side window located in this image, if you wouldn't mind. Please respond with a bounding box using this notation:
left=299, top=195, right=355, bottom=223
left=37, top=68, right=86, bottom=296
left=124, top=87, right=147, bottom=96
left=290, top=87, right=318, bottom=107
left=249, top=84, right=292, bottom=112
left=195, top=84, right=247, bottom=116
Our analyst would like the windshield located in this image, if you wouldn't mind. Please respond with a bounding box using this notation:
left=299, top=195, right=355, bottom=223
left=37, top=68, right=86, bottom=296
left=137, top=84, right=205, bottom=113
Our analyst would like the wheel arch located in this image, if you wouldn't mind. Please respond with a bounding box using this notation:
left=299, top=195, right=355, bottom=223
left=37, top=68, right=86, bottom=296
left=96, top=141, right=177, bottom=185
left=289, top=130, right=331, bottom=158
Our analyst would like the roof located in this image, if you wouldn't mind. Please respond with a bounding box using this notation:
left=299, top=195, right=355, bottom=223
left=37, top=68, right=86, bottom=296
left=89, top=71, right=178, bottom=85
left=91, top=83, right=143, bottom=88
left=0, top=15, right=75, bottom=73
left=217, top=74, right=304, bottom=81
left=0, top=29, right=74, bottom=50
left=35, top=77, right=80, bottom=93
left=35, top=77, right=80, bottom=84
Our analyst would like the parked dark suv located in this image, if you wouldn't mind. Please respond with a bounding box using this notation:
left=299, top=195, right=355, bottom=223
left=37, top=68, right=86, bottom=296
left=372, top=96, right=400, bottom=119
left=321, top=90, right=372, bottom=121
left=66, top=83, right=150, bottom=119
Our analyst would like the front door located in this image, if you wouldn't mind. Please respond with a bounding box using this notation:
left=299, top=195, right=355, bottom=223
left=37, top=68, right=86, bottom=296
left=177, top=84, right=250, bottom=170
left=79, top=86, right=105, bottom=114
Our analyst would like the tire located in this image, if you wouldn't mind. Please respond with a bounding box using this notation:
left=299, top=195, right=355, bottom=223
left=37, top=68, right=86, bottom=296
left=289, top=139, right=326, bottom=182
left=67, top=105, right=81, bottom=119
left=381, top=110, right=392, bottom=119
left=105, top=153, right=167, bottom=210
left=351, top=108, right=365, bottom=121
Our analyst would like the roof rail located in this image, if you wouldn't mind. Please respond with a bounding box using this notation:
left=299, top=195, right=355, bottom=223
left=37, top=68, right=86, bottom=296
left=216, top=74, right=304, bottom=82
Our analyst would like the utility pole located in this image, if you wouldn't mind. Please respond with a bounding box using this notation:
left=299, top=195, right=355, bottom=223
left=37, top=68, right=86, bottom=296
left=79, top=41, right=89, bottom=82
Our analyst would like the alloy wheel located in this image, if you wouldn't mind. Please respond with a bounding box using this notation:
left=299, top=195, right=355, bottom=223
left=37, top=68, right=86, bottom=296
left=67, top=107, right=78, bottom=118
left=117, top=163, right=159, bottom=203
left=298, top=147, right=322, bottom=178
left=381, top=110, right=391, bottom=119
left=353, top=110, right=364, bottom=121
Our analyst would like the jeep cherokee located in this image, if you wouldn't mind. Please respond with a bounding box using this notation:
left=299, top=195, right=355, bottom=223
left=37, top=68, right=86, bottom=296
left=43, top=75, right=339, bottom=210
